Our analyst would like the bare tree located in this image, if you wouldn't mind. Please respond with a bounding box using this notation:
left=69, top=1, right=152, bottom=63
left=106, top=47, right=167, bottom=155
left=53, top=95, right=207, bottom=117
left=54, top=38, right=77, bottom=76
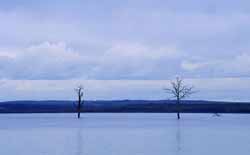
left=164, top=77, right=195, bottom=119
left=75, top=85, right=84, bottom=119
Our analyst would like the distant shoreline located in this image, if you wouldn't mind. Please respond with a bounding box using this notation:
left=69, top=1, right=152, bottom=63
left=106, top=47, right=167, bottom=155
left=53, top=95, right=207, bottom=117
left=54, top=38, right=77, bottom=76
left=1, top=100, right=250, bottom=113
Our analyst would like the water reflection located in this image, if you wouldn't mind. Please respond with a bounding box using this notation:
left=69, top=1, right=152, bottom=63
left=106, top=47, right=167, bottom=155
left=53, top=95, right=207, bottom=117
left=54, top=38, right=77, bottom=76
left=76, top=128, right=84, bottom=155
left=175, top=121, right=181, bottom=155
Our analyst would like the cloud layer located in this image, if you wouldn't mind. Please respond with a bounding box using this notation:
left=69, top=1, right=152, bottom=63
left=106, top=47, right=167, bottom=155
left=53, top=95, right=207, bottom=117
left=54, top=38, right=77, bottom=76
left=1, top=41, right=249, bottom=80
left=0, top=0, right=250, bottom=80
left=0, top=0, right=250, bottom=100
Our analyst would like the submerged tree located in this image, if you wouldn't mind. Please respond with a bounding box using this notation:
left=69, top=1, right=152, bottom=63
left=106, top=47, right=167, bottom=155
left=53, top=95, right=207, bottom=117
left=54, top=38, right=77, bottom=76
left=213, top=113, right=221, bottom=117
left=164, top=77, right=195, bottom=119
left=75, top=85, right=84, bottom=119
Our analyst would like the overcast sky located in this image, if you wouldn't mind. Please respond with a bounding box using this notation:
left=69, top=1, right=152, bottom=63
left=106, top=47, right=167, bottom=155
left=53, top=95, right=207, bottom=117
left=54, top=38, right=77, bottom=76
left=0, top=0, right=250, bottom=101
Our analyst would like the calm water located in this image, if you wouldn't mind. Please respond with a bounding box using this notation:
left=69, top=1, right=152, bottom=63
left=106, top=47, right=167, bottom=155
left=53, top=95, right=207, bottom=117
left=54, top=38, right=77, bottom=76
left=0, top=113, right=250, bottom=155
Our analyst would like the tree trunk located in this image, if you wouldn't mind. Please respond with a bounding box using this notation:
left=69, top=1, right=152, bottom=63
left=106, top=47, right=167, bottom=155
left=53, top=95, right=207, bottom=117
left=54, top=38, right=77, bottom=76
left=77, top=95, right=81, bottom=119
left=78, top=110, right=80, bottom=118
left=177, top=98, right=180, bottom=120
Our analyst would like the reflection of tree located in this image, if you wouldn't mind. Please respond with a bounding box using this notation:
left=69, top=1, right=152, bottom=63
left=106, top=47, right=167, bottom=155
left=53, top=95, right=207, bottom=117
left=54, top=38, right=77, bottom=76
left=76, top=128, right=84, bottom=155
left=175, top=121, right=181, bottom=155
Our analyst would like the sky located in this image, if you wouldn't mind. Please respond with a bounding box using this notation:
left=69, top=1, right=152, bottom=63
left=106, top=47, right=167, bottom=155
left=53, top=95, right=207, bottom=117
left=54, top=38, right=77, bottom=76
left=0, top=0, right=250, bottom=101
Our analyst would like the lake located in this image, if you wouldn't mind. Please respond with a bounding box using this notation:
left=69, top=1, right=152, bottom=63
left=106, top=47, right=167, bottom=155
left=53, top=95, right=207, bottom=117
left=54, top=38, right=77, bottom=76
left=0, top=113, right=250, bottom=155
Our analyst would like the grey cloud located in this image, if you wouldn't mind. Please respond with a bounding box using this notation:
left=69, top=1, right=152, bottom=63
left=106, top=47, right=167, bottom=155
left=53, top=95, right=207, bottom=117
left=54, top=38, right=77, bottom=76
left=181, top=53, right=250, bottom=78
left=1, top=41, right=250, bottom=80
left=0, top=42, right=95, bottom=79
left=0, top=1, right=250, bottom=80
left=0, top=42, right=183, bottom=80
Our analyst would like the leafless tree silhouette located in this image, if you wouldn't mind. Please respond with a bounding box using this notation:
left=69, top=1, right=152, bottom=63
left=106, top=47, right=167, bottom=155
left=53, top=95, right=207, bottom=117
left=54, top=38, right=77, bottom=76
left=75, top=85, right=84, bottom=118
left=164, top=77, right=195, bottom=119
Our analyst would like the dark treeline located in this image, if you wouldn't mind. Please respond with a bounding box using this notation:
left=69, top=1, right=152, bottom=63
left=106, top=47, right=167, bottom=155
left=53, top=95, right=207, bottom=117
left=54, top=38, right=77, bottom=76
left=1, top=100, right=250, bottom=113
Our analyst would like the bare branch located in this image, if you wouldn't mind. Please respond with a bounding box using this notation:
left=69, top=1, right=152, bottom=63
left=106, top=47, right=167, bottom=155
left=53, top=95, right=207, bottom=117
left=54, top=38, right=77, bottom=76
left=163, top=77, right=196, bottom=119
left=164, top=77, right=196, bottom=100
left=75, top=85, right=84, bottom=95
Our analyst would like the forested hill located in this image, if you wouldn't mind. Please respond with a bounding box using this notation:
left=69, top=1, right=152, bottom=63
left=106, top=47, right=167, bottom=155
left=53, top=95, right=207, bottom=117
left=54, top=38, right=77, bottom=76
left=1, top=100, right=250, bottom=113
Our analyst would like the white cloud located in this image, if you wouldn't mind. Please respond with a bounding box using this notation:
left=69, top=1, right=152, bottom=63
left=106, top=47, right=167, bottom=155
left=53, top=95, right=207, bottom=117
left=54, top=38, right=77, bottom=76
left=181, top=53, right=250, bottom=77
left=90, top=42, right=181, bottom=79
left=105, top=42, right=180, bottom=60
left=225, top=53, right=250, bottom=73
left=0, top=42, right=95, bottom=79
left=0, top=50, right=16, bottom=59
left=0, top=41, right=182, bottom=80
left=181, top=61, right=208, bottom=71
left=2, top=41, right=250, bottom=80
